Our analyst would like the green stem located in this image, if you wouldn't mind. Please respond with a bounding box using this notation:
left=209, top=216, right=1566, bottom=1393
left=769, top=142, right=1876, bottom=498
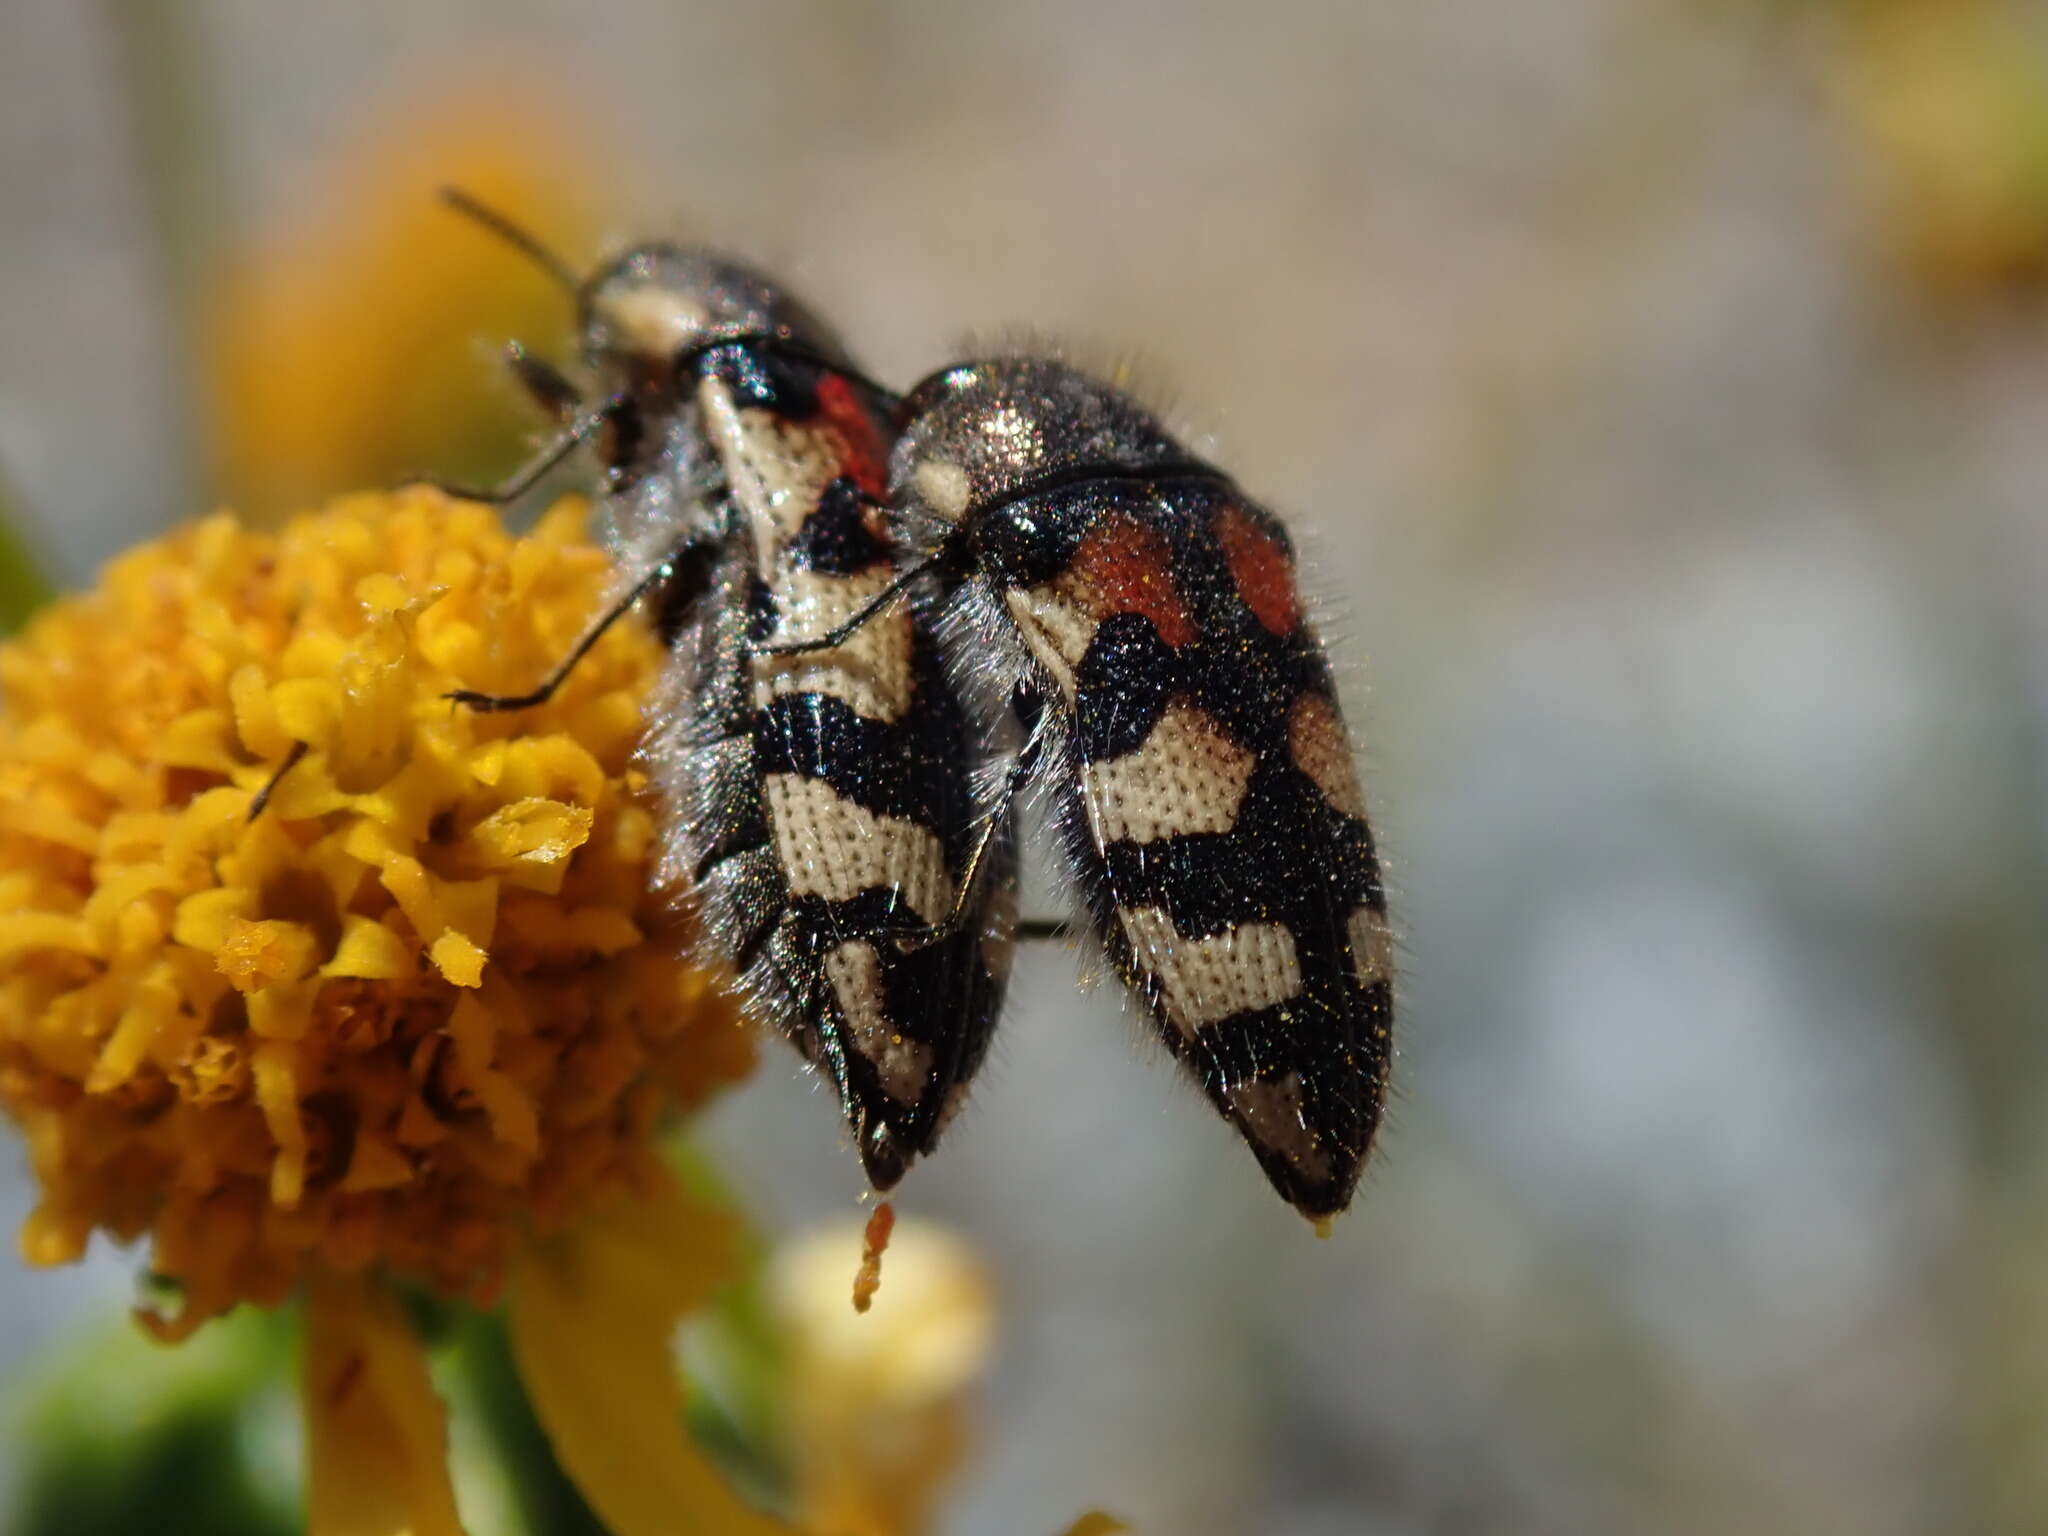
left=0, top=471, right=56, bottom=628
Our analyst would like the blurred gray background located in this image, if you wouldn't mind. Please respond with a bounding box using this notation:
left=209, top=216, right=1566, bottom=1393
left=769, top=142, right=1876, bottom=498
left=6, top=2, right=2048, bottom=1532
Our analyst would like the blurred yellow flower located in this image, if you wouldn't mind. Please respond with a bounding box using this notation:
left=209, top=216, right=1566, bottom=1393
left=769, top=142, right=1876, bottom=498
left=1830, top=0, right=2048, bottom=304
left=0, top=489, right=774, bottom=1534
left=202, top=82, right=603, bottom=520
left=770, top=1216, right=997, bottom=1536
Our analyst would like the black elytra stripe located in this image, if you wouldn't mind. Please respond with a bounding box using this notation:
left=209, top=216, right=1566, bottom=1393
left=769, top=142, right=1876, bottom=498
left=773, top=891, right=1002, bottom=1055
left=1180, top=626, right=1329, bottom=763
left=1182, top=634, right=1330, bottom=759
left=876, top=926, right=1003, bottom=1057
left=789, top=476, right=889, bottom=574
left=1095, top=753, right=1383, bottom=932
left=753, top=692, right=972, bottom=859
left=815, top=942, right=1004, bottom=1173
left=1062, top=614, right=1381, bottom=926
left=1073, top=613, right=1181, bottom=760
left=743, top=873, right=991, bottom=1037
left=751, top=656, right=977, bottom=869
left=1182, top=957, right=1392, bottom=1088
left=1066, top=597, right=1305, bottom=771
left=777, top=887, right=939, bottom=964
left=1220, top=981, right=1391, bottom=1078
left=1183, top=983, right=1390, bottom=1216
left=1184, top=987, right=1386, bottom=1120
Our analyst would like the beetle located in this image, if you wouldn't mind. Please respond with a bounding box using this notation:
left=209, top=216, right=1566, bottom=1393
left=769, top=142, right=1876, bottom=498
left=865, top=355, right=1392, bottom=1218
left=430, top=195, right=1014, bottom=1189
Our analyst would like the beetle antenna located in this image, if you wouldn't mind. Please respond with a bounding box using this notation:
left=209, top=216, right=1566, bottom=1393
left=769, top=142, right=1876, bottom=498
left=437, top=186, right=581, bottom=296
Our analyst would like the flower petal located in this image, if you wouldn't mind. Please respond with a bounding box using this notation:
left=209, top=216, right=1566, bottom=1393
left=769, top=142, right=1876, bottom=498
left=303, top=1269, right=466, bottom=1536
left=770, top=1217, right=995, bottom=1536
left=506, top=1170, right=788, bottom=1536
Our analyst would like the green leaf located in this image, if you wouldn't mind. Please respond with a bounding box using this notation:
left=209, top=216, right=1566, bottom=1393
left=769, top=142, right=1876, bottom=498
left=5, top=1307, right=299, bottom=1536
left=668, top=1138, right=792, bottom=1512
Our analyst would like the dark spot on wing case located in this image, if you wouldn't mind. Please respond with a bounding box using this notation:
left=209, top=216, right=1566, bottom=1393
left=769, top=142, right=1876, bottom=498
left=789, top=477, right=889, bottom=574
left=1074, top=612, right=1180, bottom=760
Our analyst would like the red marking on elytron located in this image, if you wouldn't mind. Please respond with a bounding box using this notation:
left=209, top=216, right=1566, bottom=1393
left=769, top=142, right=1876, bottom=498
left=1215, top=506, right=1300, bottom=637
left=1071, top=515, right=1197, bottom=648
left=815, top=373, right=889, bottom=497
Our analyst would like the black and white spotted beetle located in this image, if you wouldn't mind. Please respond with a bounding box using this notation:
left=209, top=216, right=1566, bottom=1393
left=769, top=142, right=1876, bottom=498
left=434, top=194, right=1013, bottom=1190
left=873, top=357, right=1394, bottom=1219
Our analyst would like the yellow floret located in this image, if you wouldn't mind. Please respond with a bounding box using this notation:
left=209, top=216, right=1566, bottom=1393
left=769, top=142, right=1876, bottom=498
left=0, top=489, right=754, bottom=1338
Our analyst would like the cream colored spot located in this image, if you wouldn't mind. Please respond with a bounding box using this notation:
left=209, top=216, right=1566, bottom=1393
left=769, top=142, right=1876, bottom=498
left=594, top=284, right=708, bottom=361
left=1287, top=693, right=1366, bottom=819
left=1084, top=703, right=1256, bottom=845
left=1347, top=906, right=1394, bottom=988
left=1006, top=585, right=1096, bottom=698
left=698, top=381, right=844, bottom=548
left=823, top=941, right=934, bottom=1106
left=762, top=775, right=954, bottom=924
left=914, top=459, right=972, bottom=520
left=755, top=565, right=914, bottom=722
left=1225, top=1073, right=1331, bottom=1182
left=699, top=375, right=914, bottom=724
left=1117, top=909, right=1301, bottom=1037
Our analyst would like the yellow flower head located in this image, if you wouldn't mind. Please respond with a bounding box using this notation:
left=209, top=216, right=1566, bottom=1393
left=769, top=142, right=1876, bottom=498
left=0, top=489, right=754, bottom=1340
